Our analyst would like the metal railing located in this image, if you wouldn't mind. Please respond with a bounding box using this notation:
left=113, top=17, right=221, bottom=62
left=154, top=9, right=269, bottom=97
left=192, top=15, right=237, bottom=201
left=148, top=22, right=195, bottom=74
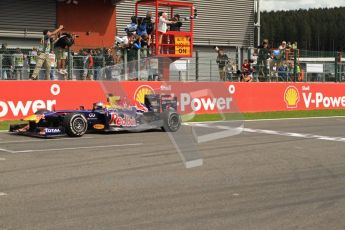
left=0, top=49, right=344, bottom=82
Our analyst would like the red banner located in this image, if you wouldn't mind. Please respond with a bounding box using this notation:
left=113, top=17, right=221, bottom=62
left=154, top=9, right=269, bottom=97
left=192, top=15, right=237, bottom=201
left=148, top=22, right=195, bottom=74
left=1, top=81, right=345, bottom=120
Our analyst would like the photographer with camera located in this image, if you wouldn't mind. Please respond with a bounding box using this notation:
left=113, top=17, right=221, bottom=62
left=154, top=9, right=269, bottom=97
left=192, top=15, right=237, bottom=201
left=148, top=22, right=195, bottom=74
left=169, top=14, right=183, bottom=32
left=54, top=31, right=77, bottom=78
left=54, top=32, right=68, bottom=76
left=31, top=25, right=64, bottom=80
left=168, top=14, right=183, bottom=54
left=183, top=8, right=198, bottom=21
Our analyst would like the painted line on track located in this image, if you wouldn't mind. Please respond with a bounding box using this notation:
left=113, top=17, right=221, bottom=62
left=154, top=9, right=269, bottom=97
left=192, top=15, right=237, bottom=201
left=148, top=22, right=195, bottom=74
left=241, top=128, right=345, bottom=143
left=0, top=148, right=15, bottom=154
left=0, top=192, right=7, bottom=196
left=183, top=116, right=345, bottom=125
left=0, top=136, right=93, bottom=145
left=188, top=123, right=345, bottom=143
left=0, top=157, right=6, bottom=161
left=3, top=143, right=143, bottom=154
left=244, top=115, right=345, bottom=122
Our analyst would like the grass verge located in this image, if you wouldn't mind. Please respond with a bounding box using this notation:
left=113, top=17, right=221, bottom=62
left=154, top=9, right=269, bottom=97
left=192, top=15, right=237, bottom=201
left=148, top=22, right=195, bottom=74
left=0, top=120, right=27, bottom=131
left=1, top=110, right=345, bottom=130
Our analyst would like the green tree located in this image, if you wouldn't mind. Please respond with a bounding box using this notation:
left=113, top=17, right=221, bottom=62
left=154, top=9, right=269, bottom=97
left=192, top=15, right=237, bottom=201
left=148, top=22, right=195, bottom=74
left=260, top=7, right=345, bottom=51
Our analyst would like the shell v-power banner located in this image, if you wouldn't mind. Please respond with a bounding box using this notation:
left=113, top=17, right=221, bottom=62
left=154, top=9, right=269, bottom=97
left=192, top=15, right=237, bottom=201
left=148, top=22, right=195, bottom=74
left=1, top=81, right=345, bottom=120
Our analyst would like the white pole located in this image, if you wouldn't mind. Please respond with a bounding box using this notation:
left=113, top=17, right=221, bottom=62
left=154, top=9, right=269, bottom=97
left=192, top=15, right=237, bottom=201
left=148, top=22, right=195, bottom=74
left=257, top=0, right=261, bottom=47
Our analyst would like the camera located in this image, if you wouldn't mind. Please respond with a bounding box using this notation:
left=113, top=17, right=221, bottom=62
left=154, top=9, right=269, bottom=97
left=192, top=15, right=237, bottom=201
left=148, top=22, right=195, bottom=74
left=54, top=32, right=76, bottom=49
left=184, top=8, right=198, bottom=21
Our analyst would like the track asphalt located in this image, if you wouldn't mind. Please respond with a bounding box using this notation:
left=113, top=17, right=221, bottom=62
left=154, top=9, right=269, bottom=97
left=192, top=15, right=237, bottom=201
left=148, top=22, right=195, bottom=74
left=1, top=117, right=345, bottom=229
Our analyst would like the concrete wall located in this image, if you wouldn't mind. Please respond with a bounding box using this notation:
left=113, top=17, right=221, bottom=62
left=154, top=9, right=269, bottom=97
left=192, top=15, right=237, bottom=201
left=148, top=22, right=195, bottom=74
left=57, top=0, right=116, bottom=50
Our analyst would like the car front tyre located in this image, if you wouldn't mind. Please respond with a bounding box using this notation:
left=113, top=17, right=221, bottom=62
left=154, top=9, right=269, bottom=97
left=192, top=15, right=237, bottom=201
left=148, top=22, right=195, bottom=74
left=63, top=113, right=88, bottom=137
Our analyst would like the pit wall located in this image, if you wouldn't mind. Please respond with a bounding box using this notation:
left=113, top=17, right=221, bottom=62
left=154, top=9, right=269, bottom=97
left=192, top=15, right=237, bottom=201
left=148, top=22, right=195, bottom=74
left=1, top=81, right=345, bottom=120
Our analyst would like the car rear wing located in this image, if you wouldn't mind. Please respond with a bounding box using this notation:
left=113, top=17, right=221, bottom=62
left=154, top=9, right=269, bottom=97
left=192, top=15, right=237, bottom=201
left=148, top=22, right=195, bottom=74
left=144, top=94, right=178, bottom=113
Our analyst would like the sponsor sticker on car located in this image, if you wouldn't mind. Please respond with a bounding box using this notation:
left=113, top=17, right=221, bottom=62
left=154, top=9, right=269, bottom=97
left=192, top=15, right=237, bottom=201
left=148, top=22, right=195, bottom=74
left=110, top=113, right=136, bottom=127
left=93, top=124, right=105, bottom=130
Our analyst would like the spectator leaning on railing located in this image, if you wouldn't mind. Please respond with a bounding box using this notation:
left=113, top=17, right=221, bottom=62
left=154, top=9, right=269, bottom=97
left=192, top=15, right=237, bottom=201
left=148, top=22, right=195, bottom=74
left=145, top=11, right=155, bottom=47
left=94, top=49, right=104, bottom=80
left=82, top=49, right=94, bottom=80
left=49, top=50, right=57, bottom=80
left=278, top=61, right=288, bottom=81
left=215, top=47, right=229, bottom=81
left=137, top=17, right=148, bottom=38
left=241, top=59, right=253, bottom=82
left=0, top=43, right=13, bottom=80
left=115, top=13, right=159, bottom=72
left=278, top=41, right=287, bottom=60
left=270, top=40, right=299, bottom=82
left=257, top=39, right=271, bottom=79
left=127, top=35, right=143, bottom=80
left=104, top=48, right=115, bottom=80
left=126, top=16, right=138, bottom=35
left=31, top=25, right=64, bottom=80
left=73, top=49, right=84, bottom=80
left=13, top=48, right=24, bottom=80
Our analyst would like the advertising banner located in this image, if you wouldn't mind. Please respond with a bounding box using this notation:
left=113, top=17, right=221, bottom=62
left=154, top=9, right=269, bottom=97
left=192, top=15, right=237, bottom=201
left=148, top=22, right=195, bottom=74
left=1, top=81, right=345, bottom=120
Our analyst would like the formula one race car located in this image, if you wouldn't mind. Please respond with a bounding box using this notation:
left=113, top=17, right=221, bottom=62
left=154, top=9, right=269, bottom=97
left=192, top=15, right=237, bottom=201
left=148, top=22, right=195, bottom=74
left=9, top=94, right=181, bottom=138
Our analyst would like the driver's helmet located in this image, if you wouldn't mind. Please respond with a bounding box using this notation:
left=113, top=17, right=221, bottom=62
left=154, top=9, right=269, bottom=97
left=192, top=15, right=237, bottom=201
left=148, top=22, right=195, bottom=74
left=93, top=102, right=105, bottom=110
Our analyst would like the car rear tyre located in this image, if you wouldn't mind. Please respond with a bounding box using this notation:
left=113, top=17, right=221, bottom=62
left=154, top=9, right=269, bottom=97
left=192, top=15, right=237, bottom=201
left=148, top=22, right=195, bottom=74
left=63, top=113, right=88, bottom=137
left=162, top=112, right=181, bottom=132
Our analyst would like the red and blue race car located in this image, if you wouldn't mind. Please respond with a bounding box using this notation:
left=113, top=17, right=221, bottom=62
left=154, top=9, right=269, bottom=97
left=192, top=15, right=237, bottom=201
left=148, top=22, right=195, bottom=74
left=9, top=94, right=181, bottom=138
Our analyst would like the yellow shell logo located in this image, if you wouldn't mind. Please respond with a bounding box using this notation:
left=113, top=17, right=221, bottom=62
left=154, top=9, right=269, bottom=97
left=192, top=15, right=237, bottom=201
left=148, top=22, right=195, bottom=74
left=134, top=85, right=155, bottom=104
left=284, top=86, right=300, bottom=108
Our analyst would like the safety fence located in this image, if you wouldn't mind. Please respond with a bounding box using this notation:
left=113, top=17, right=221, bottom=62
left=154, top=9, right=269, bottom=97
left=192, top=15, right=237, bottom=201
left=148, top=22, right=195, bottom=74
left=0, top=49, right=344, bottom=82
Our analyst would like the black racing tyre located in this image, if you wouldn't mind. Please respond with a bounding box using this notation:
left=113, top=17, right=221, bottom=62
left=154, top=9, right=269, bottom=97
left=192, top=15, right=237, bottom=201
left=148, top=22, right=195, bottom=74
left=63, top=113, right=88, bottom=137
left=161, top=112, right=181, bottom=132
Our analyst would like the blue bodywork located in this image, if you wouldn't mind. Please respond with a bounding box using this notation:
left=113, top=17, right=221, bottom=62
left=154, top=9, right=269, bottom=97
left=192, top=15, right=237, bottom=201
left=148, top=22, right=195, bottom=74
left=9, top=94, right=179, bottom=138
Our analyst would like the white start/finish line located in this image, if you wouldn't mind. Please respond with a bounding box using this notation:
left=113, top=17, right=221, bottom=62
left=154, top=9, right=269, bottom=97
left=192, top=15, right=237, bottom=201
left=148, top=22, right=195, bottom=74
left=242, top=128, right=345, bottom=142
left=189, top=123, right=345, bottom=143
